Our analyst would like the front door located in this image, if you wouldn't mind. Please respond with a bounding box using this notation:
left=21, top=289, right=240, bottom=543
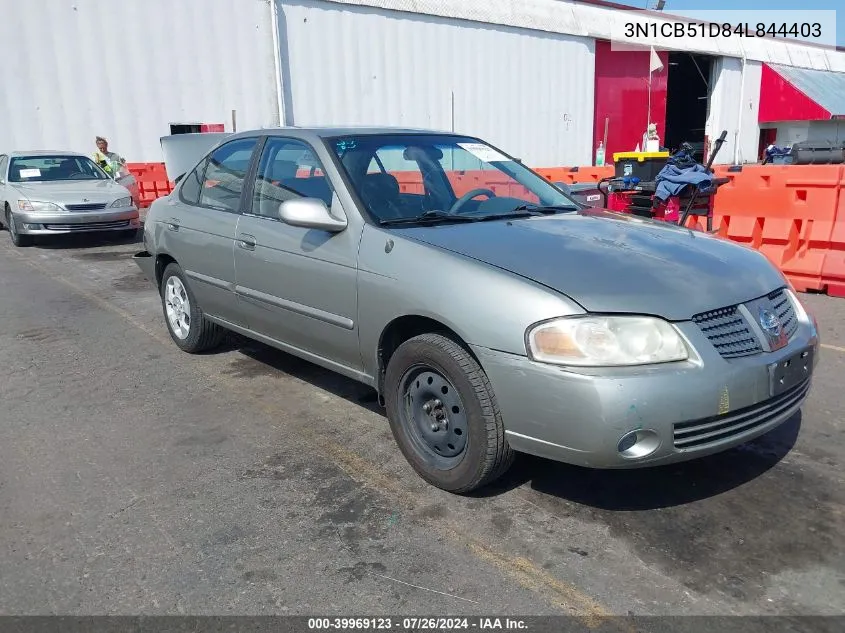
left=160, top=136, right=259, bottom=326
left=233, top=136, right=364, bottom=373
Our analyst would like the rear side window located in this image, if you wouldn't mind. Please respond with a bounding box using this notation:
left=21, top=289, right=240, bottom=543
left=0, top=156, right=7, bottom=182
left=199, top=138, right=258, bottom=212
left=179, top=159, right=206, bottom=205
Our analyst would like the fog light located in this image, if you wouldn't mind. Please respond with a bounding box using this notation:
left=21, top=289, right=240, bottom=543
left=22, top=223, right=42, bottom=230
left=617, top=429, right=661, bottom=459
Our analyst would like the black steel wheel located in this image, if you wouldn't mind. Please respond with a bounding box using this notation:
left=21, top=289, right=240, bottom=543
left=384, top=333, right=515, bottom=493
left=399, top=366, right=469, bottom=467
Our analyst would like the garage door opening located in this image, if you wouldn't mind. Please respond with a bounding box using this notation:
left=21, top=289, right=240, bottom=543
left=664, top=52, right=713, bottom=161
left=169, top=123, right=226, bottom=135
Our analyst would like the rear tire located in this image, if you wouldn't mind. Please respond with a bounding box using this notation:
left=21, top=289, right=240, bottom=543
left=6, top=207, right=34, bottom=247
left=384, top=333, right=515, bottom=494
left=160, top=262, right=226, bottom=353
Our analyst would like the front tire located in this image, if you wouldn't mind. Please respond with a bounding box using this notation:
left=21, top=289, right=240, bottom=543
left=384, top=333, right=515, bottom=494
left=6, top=207, right=34, bottom=247
left=160, top=263, right=226, bottom=353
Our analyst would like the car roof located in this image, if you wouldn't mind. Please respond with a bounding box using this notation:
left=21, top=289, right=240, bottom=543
left=8, top=150, right=88, bottom=158
left=226, top=125, right=467, bottom=141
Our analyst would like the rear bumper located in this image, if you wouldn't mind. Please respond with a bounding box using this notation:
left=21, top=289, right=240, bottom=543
left=133, top=250, right=156, bottom=283
left=14, top=207, right=140, bottom=234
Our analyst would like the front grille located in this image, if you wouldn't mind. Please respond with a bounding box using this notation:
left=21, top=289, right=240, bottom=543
left=673, top=378, right=810, bottom=449
left=65, top=203, right=107, bottom=211
left=769, top=288, right=799, bottom=340
left=693, top=288, right=801, bottom=360
left=692, top=306, right=762, bottom=359
left=44, top=220, right=129, bottom=231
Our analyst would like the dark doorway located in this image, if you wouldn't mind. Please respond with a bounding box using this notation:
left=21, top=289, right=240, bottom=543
left=665, top=52, right=713, bottom=162
left=169, top=124, right=203, bottom=135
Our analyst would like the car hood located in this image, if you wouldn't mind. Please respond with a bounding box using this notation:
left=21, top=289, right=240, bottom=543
left=395, top=209, right=786, bottom=321
left=11, top=179, right=129, bottom=205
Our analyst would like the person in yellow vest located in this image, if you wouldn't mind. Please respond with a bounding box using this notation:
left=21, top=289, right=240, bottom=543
left=93, top=136, right=126, bottom=178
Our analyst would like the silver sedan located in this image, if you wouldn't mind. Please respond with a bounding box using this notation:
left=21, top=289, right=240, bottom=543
left=135, top=127, right=820, bottom=494
left=0, top=150, right=141, bottom=247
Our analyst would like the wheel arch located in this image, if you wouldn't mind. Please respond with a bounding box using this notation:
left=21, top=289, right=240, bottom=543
left=155, top=253, right=178, bottom=288
left=376, top=314, right=483, bottom=405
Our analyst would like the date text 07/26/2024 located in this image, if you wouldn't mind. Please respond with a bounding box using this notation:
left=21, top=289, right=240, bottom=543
left=307, top=618, right=528, bottom=631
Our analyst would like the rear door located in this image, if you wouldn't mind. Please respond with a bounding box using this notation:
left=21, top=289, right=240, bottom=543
left=158, top=136, right=261, bottom=326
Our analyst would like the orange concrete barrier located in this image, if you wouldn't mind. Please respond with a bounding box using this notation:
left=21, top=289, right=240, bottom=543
left=711, top=164, right=843, bottom=293
left=535, top=166, right=614, bottom=184
left=392, top=170, right=536, bottom=200
left=126, top=163, right=174, bottom=207
left=819, top=173, right=845, bottom=298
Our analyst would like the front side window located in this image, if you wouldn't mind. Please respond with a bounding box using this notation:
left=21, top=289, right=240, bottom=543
left=250, top=137, right=333, bottom=218
left=8, top=155, right=108, bottom=182
left=196, top=138, right=258, bottom=212
left=327, top=134, right=576, bottom=225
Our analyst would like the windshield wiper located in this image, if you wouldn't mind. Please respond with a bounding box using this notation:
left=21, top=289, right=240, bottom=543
left=378, top=205, right=578, bottom=227
left=512, top=203, right=580, bottom=214
left=471, top=211, right=545, bottom=222
left=379, top=210, right=477, bottom=226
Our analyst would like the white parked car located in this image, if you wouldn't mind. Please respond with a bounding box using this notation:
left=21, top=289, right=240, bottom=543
left=0, top=150, right=140, bottom=246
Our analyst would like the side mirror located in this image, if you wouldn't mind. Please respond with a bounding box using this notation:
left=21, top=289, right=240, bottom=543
left=279, top=198, right=347, bottom=232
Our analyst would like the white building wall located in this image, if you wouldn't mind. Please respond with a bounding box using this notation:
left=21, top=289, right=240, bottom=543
left=3, top=0, right=842, bottom=168
left=705, top=57, right=762, bottom=165
left=277, top=0, right=596, bottom=167
left=806, top=121, right=845, bottom=144
left=0, top=0, right=280, bottom=162
left=764, top=121, right=845, bottom=146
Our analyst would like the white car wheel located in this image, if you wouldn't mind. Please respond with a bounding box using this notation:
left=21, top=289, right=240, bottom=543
left=164, top=275, right=192, bottom=339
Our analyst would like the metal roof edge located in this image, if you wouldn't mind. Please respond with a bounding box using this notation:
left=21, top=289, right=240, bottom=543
left=314, top=0, right=845, bottom=68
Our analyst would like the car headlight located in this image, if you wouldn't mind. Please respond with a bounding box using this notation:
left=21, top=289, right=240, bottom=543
left=110, top=197, right=132, bottom=208
left=526, top=315, right=689, bottom=367
left=18, top=200, right=60, bottom=212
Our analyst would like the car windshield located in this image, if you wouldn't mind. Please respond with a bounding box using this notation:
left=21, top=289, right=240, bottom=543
left=326, top=134, right=579, bottom=225
left=8, top=155, right=109, bottom=183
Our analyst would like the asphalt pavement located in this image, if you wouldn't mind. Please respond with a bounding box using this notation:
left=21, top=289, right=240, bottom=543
left=0, top=227, right=843, bottom=620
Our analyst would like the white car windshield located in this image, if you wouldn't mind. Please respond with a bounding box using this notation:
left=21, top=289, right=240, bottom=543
left=9, top=155, right=109, bottom=183
left=327, top=134, right=578, bottom=225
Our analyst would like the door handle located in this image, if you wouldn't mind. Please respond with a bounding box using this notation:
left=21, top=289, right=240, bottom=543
left=166, top=218, right=180, bottom=231
left=238, top=234, right=256, bottom=250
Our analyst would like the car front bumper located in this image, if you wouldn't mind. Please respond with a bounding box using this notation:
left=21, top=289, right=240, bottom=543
left=14, top=207, right=140, bottom=234
left=471, top=317, right=819, bottom=469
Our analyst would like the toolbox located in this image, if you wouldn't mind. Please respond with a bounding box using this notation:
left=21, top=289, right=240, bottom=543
left=612, top=151, right=670, bottom=182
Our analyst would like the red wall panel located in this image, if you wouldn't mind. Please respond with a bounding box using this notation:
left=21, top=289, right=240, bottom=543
left=758, top=63, right=830, bottom=123
left=593, top=40, right=668, bottom=163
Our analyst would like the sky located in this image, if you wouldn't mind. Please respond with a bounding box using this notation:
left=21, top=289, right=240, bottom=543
left=624, top=0, right=844, bottom=47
